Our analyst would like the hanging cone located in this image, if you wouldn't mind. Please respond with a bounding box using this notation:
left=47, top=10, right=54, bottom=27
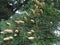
left=34, top=0, right=40, bottom=5
left=24, top=11, right=29, bottom=16
left=31, top=9, right=35, bottom=14
left=24, top=16, right=27, bottom=22
left=39, top=9, right=43, bottom=15
left=35, top=4, right=39, bottom=10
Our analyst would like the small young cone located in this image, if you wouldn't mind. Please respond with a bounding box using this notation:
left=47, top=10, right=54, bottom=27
left=15, top=29, right=19, bottom=33
left=51, top=2, right=54, bottom=6
left=31, top=30, right=35, bottom=33
left=35, top=4, right=39, bottom=9
left=3, top=37, right=10, bottom=41
left=4, top=29, right=13, bottom=33
left=31, top=9, right=35, bottom=14
left=30, top=19, right=35, bottom=23
left=24, top=16, right=27, bottom=21
left=3, top=36, right=13, bottom=41
left=6, top=22, right=11, bottom=26
left=9, top=36, right=13, bottom=39
left=24, top=11, right=29, bottom=16
left=39, top=9, right=43, bottom=15
left=28, top=37, right=35, bottom=40
left=27, top=32, right=32, bottom=34
left=34, top=0, right=40, bottom=5
left=14, top=34, right=17, bottom=37
left=15, top=20, right=25, bottom=24
left=0, top=31, right=4, bottom=34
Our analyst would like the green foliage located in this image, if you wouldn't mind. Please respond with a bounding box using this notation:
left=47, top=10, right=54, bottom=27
left=0, top=0, right=60, bottom=45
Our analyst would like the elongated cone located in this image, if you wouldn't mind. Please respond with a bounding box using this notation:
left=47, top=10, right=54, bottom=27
left=6, top=22, right=11, bottom=26
left=31, top=9, right=35, bottom=14
left=3, top=36, right=13, bottom=41
left=24, top=16, right=27, bottom=21
left=40, top=9, right=43, bottom=15
left=31, top=30, right=35, bottom=33
left=24, top=11, right=29, bottom=15
left=34, top=0, right=40, bottom=5
left=27, top=32, right=32, bottom=34
left=31, top=19, right=35, bottom=23
left=15, top=20, right=25, bottom=24
left=35, top=4, right=38, bottom=9
left=4, top=29, right=13, bottom=33
left=28, top=37, right=35, bottom=40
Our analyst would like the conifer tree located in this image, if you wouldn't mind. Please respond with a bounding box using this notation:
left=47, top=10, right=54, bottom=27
left=0, top=0, right=60, bottom=45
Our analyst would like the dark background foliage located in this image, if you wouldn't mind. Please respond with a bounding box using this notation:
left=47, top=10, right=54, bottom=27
left=0, top=0, right=28, bottom=20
